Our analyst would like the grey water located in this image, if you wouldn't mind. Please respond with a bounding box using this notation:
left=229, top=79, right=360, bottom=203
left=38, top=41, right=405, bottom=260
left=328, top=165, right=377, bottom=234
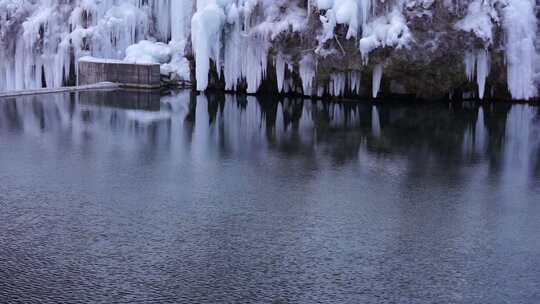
left=0, top=90, right=539, bottom=304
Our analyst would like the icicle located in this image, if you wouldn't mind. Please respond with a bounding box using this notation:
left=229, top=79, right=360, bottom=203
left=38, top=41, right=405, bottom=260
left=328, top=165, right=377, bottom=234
left=317, top=85, right=325, bottom=97
left=191, top=3, right=225, bottom=91
left=171, top=0, right=193, bottom=42
left=372, top=64, right=383, bottom=98
left=476, top=49, right=490, bottom=99
left=153, top=0, right=172, bottom=41
left=360, top=0, right=373, bottom=28
left=223, top=4, right=242, bottom=91
left=464, top=51, right=476, bottom=81
left=244, top=36, right=269, bottom=94
left=299, top=54, right=316, bottom=96
left=348, top=71, right=361, bottom=95
left=275, top=53, right=287, bottom=93
left=464, top=49, right=490, bottom=99
left=330, top=73, right=346, bottom=96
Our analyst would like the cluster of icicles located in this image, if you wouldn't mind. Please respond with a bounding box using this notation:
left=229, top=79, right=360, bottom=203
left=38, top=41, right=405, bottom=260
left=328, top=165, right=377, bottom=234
left=0, top=0, right=192, bottom=91
left=0, top=0, right=538, bottom=100
left=191, top=0, right=410, bottom=98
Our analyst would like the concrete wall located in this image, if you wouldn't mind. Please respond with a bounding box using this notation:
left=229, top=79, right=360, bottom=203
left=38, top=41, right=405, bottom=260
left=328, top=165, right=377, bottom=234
left=78, top=60, right=161, bottom=89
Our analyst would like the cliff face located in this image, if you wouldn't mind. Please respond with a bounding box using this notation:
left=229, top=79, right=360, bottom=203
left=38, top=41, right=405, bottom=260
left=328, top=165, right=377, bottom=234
left=0, top=0, right=538, bottom=101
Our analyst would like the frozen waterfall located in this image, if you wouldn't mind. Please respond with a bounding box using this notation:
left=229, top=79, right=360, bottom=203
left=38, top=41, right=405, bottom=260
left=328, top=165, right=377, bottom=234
left=0, top=0, right=538, bottom=100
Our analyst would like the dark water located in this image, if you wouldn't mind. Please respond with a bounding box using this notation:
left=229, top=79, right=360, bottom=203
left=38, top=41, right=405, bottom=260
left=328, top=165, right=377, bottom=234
left=1, top=90, right=539, bottom=304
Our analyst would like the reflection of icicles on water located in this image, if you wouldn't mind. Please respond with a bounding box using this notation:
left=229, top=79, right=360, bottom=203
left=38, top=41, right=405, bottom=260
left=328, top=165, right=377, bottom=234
left=504, top=105, right=535, bottom=168
left=160, top=91, right=190, bottom=113
left=275, top=101, right=285, bottom=134
left=9, top=94, right=70, bottom=136
left=298, top=100, right=314, bottom=132
left=498, top=104, right=539, bottom=199
left=125, top=111, right=171, bottom=124
left=2, top=91, right=540, bottom=178
left=475, top=106, right=487, bottom=153
left=462, top=106, right=487, bottom=155
left=372, top=105, right=381, bottom=138
left=192, top=94, right=211, bottom=159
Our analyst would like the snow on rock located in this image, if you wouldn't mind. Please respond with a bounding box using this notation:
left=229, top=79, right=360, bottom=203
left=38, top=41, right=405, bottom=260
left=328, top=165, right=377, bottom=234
left=161, top=40, right=191, bottom=80
left=318, top=0, right=361, bottom=39
left=125, top=40, right=172, bottom=65
left=455, top=0, right=498, bottom=45
left=359, top=6, right=413, bottom=63
left=124, top=40, right=190, bottom=79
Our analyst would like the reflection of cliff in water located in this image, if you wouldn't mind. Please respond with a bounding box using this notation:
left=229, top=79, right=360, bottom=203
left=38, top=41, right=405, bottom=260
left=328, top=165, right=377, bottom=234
left=0, top=90, right=539, bottom=180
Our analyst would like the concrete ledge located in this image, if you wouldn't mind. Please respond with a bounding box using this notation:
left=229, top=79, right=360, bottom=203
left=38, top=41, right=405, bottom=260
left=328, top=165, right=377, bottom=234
left=78, top=58, right=161, bottom=89
left=0, top=83, right=119, bottom=99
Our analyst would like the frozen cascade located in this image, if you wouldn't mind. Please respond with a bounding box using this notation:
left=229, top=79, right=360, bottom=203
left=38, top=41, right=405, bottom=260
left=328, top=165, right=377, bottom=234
left=191, top=2, right=225, bottom=91
left=503, top=0, right=538, bottom=100
left=0, top=0, right=538, bottom=100
left=171, top=0, right=193, bottom=42
left=0, top=0, right=159, bottom=91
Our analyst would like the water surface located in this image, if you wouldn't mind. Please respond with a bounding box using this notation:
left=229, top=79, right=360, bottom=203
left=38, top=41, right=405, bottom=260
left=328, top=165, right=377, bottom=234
left=1, top=91, right=539, bottom=303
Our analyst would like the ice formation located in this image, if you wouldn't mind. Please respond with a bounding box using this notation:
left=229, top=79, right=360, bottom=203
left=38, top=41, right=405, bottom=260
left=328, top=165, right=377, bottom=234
left=455, top=0, right=498, bottom=44
left=464, top=49, right=490, bottom=99
left=0, top=0, right=191, bottom=91
left=456, top=0, right=538, bottom=100
left=359, top=6, right=412, bottom=63
left=0, top=0, right=538, bottom=100
left=372, top=63, right=383, bottom=98
left=503, top=0, right=538, bottom=100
